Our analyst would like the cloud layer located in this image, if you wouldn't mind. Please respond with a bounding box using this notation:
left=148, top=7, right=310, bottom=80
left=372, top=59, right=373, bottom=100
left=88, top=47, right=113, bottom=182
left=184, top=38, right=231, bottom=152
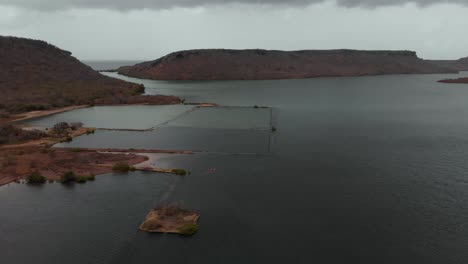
left=0, top=0, right=467, bottom=11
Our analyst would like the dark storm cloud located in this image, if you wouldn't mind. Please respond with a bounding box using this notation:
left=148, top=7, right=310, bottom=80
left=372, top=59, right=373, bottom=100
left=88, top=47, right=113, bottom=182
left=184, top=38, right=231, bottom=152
left=0, top=0, right=466, bottom=11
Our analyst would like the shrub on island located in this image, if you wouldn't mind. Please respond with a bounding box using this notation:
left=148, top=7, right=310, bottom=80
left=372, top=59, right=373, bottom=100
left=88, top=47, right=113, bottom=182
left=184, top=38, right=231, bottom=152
left=26, top=173, right=47, bottom=184
left=171, top=169, right=187, bottom=176
left=61, top=171, right=96, bottom=184
left=132, top=84, right=146, bottom=95
left=60, top=171, right=76, bottom=184
left=112, top=162, right=135, bottom=173
left=75, top=176, right=89, bottom=183
left=177, top=223, right=199, bottom=236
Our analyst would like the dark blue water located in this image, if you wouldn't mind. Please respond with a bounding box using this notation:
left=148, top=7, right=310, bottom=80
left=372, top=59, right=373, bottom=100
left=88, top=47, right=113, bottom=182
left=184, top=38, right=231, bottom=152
left=2, top=71, right=468, bottom=263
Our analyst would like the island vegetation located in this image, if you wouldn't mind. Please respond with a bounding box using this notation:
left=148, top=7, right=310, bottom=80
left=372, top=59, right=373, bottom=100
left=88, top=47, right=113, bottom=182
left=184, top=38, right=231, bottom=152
left=139, top=205, right=200, bottom=236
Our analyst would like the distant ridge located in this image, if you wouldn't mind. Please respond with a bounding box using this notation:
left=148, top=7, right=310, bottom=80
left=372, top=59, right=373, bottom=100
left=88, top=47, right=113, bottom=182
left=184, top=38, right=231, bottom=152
left=428, top=56, right=468, bottom=72
left=0, top=36, right=179, bottom=114
left=116, top=49, right=457, bottom=80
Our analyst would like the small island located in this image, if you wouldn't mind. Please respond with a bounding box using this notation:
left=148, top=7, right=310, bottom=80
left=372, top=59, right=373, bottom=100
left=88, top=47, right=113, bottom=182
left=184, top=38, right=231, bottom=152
left=139, top=206, right=200, bottom=236
left=438, top=77, right=468, bottom=84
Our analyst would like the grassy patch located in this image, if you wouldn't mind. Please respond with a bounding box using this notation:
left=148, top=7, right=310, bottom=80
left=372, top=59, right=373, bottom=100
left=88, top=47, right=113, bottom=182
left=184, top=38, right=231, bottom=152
left=177, top=223, right=198, bottom=236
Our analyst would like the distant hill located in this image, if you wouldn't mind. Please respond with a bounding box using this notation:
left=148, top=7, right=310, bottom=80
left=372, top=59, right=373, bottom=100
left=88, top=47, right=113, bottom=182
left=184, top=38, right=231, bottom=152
left=116, top=49, right=457, bottom=81
left=0, top=36, right=179, bottom=115
left=427, top=57, right=468, bottom=71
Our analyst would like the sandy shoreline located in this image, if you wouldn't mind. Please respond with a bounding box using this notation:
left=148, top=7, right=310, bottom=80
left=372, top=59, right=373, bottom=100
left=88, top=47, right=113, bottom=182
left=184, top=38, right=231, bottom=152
left=0, top=105, right=89, bottom=124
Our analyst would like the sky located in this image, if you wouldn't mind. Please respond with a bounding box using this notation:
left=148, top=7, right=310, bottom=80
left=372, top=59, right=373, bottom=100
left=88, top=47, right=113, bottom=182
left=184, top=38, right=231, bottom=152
left=0, top=0, right=467, bottom=60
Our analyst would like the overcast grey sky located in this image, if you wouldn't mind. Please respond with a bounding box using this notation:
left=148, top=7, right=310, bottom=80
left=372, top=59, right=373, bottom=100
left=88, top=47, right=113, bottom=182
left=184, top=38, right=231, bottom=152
left=0, top=0, right=467, bottom=60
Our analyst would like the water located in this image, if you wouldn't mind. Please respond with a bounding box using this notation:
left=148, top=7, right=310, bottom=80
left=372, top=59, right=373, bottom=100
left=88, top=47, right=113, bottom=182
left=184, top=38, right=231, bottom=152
left=3, top=70, right=468, bottom=263
left=83, top=61, right=142, bottom=71
left=25, top=105, right=194, bottom=130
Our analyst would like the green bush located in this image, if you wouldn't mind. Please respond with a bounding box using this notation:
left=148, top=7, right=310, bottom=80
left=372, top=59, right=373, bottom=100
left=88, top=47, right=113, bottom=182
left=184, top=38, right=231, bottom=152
left=177, top=223, right=198, bottom=236
left=132, top=84, right=146, bottom=95
left=112, top=162, right=131, bottom=173
left=171, top=169, right=187, bottom=176
left=26, top=173, right=46, bottom=184
left=61, top=171, right=76, bottom=184
left=75, top=176, right=88, bottom=183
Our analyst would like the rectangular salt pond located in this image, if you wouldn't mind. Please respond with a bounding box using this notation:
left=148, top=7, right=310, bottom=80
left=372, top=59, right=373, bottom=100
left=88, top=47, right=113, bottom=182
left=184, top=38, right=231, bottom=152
left=160, top=106, right=272, bottom=130
left=55, top=127, right=271, bottom=154
left=24, top=105, right=194, bottom=130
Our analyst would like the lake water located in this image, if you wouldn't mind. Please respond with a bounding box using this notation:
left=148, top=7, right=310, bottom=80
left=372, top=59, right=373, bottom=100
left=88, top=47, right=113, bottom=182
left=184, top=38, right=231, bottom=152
left=3, top=71, right=468, bottom=263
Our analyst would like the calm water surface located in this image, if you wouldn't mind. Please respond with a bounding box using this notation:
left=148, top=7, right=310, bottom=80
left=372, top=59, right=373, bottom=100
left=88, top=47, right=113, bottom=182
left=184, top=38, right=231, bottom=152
left=2, top=71, right=468, bottom=263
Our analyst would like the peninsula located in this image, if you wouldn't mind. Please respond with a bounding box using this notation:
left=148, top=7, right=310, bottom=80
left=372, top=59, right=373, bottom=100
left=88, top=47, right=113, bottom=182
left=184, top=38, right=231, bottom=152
left=0, top=36, right=185, bottom=186
left=116, top=49, right=457, bottom=80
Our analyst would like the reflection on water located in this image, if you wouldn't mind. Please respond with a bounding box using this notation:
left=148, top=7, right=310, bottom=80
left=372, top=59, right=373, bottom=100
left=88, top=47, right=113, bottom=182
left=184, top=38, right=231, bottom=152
left=25, top=105, right=194, bottom=130
left=159, top=106, right=272, bottom=130
left=56, top=127, right=272, bottom=154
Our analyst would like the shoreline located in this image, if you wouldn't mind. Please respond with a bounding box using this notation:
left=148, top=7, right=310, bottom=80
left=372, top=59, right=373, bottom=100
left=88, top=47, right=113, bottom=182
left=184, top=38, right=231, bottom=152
left=0, top=102, right=209, bottom=186
left=0, top=105, right=89, bottom=124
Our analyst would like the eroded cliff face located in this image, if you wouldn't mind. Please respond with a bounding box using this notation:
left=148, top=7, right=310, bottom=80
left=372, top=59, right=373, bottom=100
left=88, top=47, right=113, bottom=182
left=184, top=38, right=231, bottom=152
left=117, top=49, right=457, bottom=81
left=0, top=36, right=179, bottom=114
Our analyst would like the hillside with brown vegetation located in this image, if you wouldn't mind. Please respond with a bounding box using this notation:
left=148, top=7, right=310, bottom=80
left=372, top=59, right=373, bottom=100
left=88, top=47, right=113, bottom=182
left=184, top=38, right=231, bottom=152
left=0, top=36, right=180, bottom=116
left=116, top=49, right=457, bottom=80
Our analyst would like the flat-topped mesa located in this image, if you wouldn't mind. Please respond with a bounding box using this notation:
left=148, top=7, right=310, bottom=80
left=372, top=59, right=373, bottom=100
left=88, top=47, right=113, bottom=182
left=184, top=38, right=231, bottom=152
left=117, top=49, right=457, bottom=80
left=0, top=36, right=181, bottom=115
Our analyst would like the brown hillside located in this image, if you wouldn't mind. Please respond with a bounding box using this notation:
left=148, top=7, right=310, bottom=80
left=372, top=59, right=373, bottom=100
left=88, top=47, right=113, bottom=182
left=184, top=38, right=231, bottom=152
left=117, top=49, right=457, bottom=80
left=0, top=36, right=180, bottom=115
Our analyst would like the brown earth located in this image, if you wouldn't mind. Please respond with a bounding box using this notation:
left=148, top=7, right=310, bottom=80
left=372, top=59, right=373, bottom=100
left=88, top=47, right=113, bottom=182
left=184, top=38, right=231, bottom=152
left=116, top=49, right=457, bottom=80
left=0, top=123, right=149, bottom=186
left=0, top=36, right=181, bottom=116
